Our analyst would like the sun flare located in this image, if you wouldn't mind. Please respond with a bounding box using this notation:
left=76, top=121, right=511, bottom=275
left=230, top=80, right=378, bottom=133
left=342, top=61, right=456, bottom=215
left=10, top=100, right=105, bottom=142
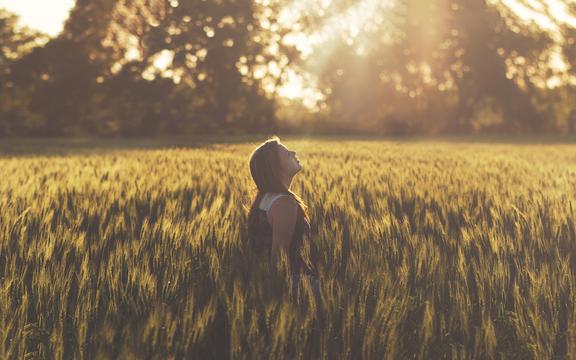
left=0, top=0, right=75, bottom=36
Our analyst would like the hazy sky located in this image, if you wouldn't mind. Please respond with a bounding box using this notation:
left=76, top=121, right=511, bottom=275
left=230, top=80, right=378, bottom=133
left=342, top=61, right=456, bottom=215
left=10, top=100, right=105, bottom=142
left=0, top=0, right=75, bottom=36
left=2, top=0, right=575, bottom=38
left=1, top=0, right=573, bottom=96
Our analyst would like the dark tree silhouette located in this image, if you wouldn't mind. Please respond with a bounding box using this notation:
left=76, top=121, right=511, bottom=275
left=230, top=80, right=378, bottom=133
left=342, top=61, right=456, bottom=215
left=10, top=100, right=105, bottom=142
left=313, top=0, right=556, bottom=134
left=0, top=0, right=573, bottom=136
left=0, top=8, right=48, bottom=136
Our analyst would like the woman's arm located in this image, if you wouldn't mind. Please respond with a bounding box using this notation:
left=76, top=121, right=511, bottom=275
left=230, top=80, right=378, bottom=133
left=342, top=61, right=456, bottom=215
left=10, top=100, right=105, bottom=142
left=267, top=196, right=298, bottom=264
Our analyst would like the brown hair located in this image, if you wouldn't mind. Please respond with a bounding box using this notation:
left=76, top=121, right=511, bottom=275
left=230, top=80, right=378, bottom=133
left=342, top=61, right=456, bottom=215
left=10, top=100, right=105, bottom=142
left=246, top=136, right=310, bottom=247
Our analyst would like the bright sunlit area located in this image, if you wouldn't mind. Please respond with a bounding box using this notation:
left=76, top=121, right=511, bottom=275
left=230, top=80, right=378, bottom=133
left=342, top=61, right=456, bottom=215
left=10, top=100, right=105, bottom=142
left=0, top=0, right=75, bottom=36
left=2, top=0, right=574, bottom=115
left=1, top=1, right=576, bottom=359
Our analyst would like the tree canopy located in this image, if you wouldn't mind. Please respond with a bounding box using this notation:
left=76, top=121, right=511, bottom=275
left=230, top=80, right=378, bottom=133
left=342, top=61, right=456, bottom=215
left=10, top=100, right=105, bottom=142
left=0, top=0, right=574, bottom=137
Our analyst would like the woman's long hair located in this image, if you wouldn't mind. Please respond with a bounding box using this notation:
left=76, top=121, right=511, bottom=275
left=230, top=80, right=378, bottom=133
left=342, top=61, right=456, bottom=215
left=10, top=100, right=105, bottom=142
left=246, top=136, right=310, bottom=246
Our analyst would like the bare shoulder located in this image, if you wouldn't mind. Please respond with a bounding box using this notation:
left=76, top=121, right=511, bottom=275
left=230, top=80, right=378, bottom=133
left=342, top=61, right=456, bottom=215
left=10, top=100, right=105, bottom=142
left=267, top=195, right=298, bottom=225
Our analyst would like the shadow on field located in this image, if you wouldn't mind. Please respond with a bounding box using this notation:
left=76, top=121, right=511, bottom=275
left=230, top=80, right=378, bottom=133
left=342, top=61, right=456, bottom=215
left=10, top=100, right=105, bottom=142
left=0, top=136, right=259, bottom=157
left=1, top=134, right=575, bottom=157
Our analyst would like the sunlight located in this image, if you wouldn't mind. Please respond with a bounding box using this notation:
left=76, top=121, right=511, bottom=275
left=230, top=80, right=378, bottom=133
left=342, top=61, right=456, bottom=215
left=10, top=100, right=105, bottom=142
left=281, top=0, right=391, bottom=59
left=277, top=0, right=393, bottom=110
left=0, top=0, right=75, bottom=36
left=142, top=50, right=175, bottom=81
left=544, top=0, right=576, bottom=28
left=499, top=0, right=576, bottom=39
left=496, top=0, right=575, bottom=87
left=277, top=68, right=326, bottom=110
left=153, top=50, right=174, bottom=71
left=280, top=0, right=576, bottom=97
left=4, top=0, right=575, bottom=102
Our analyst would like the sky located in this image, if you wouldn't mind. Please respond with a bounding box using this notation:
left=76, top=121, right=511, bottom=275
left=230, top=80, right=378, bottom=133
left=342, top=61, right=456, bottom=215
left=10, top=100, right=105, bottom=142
left=1, top=0, right=573, bottom=98
left=3, top=0, right=575, bottom=42
left=0, top=0, right=75, bottom=36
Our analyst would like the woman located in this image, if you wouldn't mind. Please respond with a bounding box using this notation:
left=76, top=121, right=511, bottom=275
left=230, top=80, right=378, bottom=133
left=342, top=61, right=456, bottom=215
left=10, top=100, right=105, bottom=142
left=246, top=136, right=321, bottom=306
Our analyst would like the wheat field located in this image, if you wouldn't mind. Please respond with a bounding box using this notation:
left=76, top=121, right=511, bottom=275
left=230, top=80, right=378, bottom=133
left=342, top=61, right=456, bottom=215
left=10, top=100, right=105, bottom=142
left=1, top=137, right=575, bottom=359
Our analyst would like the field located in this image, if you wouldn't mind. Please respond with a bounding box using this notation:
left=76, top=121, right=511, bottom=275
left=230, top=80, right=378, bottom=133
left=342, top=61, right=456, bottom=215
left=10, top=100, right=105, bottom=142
left=1, top=137, right=575, bottom=359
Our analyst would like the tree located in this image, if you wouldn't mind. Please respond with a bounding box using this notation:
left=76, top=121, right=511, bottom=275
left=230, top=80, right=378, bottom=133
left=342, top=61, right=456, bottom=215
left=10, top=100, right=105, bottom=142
left=445, top=0, right=552, bottom=133
left=0, top=8, right=47, bottom=136
left=119, top=0, right=307, bottom=132
left=6, top=0, right=122, bottom=136
left=309, top=0, right=555, bottom=134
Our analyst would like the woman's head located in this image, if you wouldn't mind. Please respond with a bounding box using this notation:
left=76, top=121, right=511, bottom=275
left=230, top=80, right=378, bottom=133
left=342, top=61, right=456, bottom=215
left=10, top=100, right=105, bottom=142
left=246, top=136, right=310, bottom=242
left=248, top=136, right=302, bottom=193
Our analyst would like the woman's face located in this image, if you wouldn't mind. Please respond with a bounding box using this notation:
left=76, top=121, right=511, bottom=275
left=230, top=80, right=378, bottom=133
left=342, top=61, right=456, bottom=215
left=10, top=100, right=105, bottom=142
left=277, top=142, right=302, bottom=177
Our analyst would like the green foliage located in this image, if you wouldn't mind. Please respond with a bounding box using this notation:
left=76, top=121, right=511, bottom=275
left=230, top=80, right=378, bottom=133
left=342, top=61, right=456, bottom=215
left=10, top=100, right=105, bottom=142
left=316, top=0, right=558, bottom=133
left=0, top=1, right=574, bottom=136
left=0, top=138, right=575, bottom=359
left=0, top=8, right=48, bottom=136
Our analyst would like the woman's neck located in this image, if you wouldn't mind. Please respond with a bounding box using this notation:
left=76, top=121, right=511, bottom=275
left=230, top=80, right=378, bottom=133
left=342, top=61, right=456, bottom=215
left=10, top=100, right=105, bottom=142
left=280, top=173, right=293, bottom=189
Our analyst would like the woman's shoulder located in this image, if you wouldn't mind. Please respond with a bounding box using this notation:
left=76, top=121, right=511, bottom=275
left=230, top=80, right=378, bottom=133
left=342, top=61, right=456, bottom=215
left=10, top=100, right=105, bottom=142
left=262, top=191, right=292, bottom=197
left=259, top=192, right=294, bottom=211
left=267, top=197, right=299, bottom=223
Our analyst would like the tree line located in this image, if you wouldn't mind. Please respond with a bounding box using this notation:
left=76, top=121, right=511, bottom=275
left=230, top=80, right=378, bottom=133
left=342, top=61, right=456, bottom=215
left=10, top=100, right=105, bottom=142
left=0, top=0, right=574, bottom=137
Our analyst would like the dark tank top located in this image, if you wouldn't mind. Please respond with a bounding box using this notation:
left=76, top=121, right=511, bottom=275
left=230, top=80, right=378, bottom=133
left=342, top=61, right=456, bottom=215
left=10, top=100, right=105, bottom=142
left=251, top=194, right=314, bottom=276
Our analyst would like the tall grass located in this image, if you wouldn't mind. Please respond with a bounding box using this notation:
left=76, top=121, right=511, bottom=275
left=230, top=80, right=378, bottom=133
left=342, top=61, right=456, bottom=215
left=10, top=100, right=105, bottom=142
left=1, top=138, right=574, bottom=359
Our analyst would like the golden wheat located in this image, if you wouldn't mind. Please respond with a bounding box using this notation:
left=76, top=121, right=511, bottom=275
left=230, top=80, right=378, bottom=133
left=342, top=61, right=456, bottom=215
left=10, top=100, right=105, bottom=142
left=0, top=138, right=575, bottom=359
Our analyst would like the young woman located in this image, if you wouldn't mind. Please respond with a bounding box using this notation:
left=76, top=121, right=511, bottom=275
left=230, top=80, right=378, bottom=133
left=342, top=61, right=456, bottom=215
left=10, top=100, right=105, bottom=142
left=246, top=136, right=321, bottom=304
